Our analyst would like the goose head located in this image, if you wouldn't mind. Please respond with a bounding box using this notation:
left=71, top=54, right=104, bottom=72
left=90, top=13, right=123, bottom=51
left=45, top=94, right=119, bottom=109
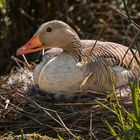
left=16, top=20, right=80, bottom=55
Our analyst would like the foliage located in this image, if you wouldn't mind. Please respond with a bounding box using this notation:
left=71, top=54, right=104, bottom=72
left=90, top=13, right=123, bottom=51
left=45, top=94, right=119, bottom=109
left=98, top=82, right=140, bottom=139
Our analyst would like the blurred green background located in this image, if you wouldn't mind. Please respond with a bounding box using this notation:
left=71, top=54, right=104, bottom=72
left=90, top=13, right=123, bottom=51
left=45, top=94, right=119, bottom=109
left=0, top=0, right=140, bottom=75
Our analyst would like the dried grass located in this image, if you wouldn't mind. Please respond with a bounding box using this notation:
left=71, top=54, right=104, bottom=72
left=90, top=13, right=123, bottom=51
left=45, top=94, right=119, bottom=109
left=0, top=63, right=133, bottom=139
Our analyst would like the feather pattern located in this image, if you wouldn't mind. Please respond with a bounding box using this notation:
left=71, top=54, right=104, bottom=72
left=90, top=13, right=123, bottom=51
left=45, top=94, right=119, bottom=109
left=24, top=20, right=140, bottom=93
left=66, top=39, right=140, bottom=92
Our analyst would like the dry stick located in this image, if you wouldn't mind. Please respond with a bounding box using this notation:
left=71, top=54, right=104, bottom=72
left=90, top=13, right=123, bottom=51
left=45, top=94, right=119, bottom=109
left=110, top=7, right=140, bottom=30
left=56, top=113, right=77, bottom=138
left=90, top=113, right=93, bottom=131
left=122, top=31, right=140, bottom=67
left=89, top=113, right=98, bottom=140
left=122, top=0, right=140, bottom=49
left=69, top=105, right=101, bottom=129
left=122, top=0, right=140, bottom=65
left=16, top=92, right=57, bottom=113
left=16, top=92, right=77, bottom=138
left=11, top=55, right=31, bottom=68
left=128, top=50, right=139, bottom=68
left=11, top=56, right=23, bottom=69
left=22, top=55, right=31, bottom=68
left=90, top=131, right=98, bottom=140
left=55, top=102, right=99, bottom=106
left=0, top=93, right=59, bottom=131
left=0, top=95, right=55, bottom=131
left=110, top=5, right=140, bottom=66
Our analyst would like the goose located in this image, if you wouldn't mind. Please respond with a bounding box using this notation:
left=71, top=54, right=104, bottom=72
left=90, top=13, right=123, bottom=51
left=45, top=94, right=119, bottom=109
left=16, top=20, right=140, bottom=94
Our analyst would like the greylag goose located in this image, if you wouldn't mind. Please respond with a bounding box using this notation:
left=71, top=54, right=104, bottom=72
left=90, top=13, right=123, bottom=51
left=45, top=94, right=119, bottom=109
left=16, top=20, right=140, bottom=94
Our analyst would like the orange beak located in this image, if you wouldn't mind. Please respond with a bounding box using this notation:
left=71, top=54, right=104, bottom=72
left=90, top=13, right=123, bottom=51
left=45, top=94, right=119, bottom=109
left=16, top=35, right=45, bottom=55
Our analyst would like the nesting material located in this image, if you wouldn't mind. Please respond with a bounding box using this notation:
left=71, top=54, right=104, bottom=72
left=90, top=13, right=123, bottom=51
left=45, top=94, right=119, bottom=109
left=0, top=66, right=33, bottom=121
left=0, top=65, right=133, bottom=139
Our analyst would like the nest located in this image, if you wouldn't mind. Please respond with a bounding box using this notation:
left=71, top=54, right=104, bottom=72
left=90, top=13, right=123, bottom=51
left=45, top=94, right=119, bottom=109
left=0, top=63, right=133, bottom=140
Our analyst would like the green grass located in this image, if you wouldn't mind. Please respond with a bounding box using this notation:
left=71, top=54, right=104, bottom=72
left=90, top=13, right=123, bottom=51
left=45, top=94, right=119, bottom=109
left=98, top=82, right=140, bottom=140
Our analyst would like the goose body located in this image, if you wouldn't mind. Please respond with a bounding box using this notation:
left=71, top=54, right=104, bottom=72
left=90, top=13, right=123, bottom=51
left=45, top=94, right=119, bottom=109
left=16, top=20, right=140, bottom=94
left=35, top=52, right=87, bottom=93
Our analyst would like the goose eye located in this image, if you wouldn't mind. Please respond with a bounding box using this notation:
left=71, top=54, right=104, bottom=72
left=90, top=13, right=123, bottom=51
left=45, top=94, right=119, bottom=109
left=46, top=27, right=52, bottom=32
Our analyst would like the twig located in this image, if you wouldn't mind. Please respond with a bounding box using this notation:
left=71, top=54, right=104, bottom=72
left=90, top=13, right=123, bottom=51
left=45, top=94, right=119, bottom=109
left=11, top=55, right=31, bottom=69
left=0, top=95, right=55, bottom=131
left=90, top=113, right=93, bottom=131
left=22, top=55, right=31, bottom=68
left=16, top=91, right=78, bottom=138
left=110, top=3, right=140, bottom=66
left=11, top=55, right=23, bottom=69
left=89, top=112, right=98, bottom=140
left=55, top=102, right=99, bottom=106
left=110, top=7, right=140, bottom=30
left=56, top=112, right=77, bottom=138
left=121, top=30, right=140, bottom=67
left=122, top=0, right=140, bottom=62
